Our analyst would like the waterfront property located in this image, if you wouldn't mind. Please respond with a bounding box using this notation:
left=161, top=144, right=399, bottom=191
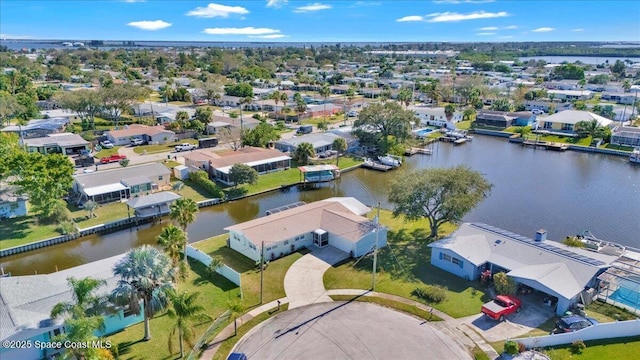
left=0, top=254, right=144, bottom=360
left=125, top=191, right=181, bottom=218
left=0, top=185, right=27, bottom=219
left=536, top=110, right=614, bottom=135
left=21, top=132, right=89, bottom=156
left=275, top=132, right=343, bottom=154
left=298, top=164, right=340, bottom=183
left=409, top=106, right=462, bottom=129
left=224, top=197, right=387, bottom=262
left=610, top=126, right=640, bottom=148
left=183, top=146, right=291, bottom=186
left=429, top=223, right=618, bottom=315
left=476, top=110, right=536, bottom=128
left=0, top=117, right=70, bottom=139
left=105, top=124, right=175, bottom=146
left=72, top=163, right=171, bottom=204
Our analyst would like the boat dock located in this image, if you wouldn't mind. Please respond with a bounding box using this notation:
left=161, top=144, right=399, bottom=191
left=454, top=138, right=467, bottom=145
left=362, top=160, right=395, bottom=171
left=522, top=140, right=568, bottom=151
left=405, top=147, right=433, bottom=156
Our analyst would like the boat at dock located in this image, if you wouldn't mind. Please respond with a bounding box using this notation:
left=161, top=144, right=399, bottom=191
left=576, top=231, right=626, bottom=257
left=631, top=148, right=640, bottom=164
left=378, top=154, right=402, bottom=167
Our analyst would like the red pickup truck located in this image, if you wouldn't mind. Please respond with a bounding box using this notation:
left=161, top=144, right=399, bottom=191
left=481, top=295, right=522, bottom=321
left=100, top=154, right=127, bottom=164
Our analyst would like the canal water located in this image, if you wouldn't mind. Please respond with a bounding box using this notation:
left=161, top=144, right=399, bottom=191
left=3, top=136, right=639, bottom=276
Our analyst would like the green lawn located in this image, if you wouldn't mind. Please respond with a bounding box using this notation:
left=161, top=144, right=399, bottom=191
left=0, top=215, right=60, bottom=249
left=94, top=146, right=122, bottom=158
left=456, top=120, right=473, bottom=130
left=542, top=336, right=640, bottom=360
left=133, top=139, right=198, bottom=154
left=533, top=134, right=592, bottom=146
left=325, top=211, right=488, bottom=318
left=70, top=201, right=131, bottom=229
left=107, top=260, right=241, bottom=360
left=601, top=143, right=634, bottom=152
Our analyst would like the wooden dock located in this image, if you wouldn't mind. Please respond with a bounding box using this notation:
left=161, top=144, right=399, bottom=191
left=362, top=161, right=394, bottom=171
left=454, top=138, right=467, bottom=145
left=545, top=142, right=568, bottom=151
left=405, top=147, right=433, bottom=156
left=522, top=140, right=568, bottom=151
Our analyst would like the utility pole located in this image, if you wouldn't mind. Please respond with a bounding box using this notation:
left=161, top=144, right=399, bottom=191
left=260, top=241, right=264, bottom=304
left=371, top=203, right=381, bottom=291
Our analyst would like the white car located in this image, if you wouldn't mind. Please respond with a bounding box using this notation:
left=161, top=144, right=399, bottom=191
left=531, top=109, right=545, bottom=115
left=100, top=140, right=114, bottom=149
left=175, top=143, right=197, bottom=152
left=130, top=138, right=144, bottom=146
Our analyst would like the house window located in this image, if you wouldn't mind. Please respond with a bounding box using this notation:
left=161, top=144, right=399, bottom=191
left=561, top=123, right=573, bottom=131
left=123, top=306, right=135, bottom=317
left=443, top=254, right=452, bottom=262
left=452, top=257, right=460, bottom=265
left=158, top=175, right=163, bottom=180
left=543, top=122, right=553, bottom=129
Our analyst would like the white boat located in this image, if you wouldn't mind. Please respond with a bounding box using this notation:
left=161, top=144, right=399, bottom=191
left=631, top=148, right=640, bottom=164
left=378, top=155, right=402, bottom=167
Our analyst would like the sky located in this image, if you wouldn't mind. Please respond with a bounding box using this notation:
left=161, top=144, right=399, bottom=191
left=1, top=0, right=639, bottom=43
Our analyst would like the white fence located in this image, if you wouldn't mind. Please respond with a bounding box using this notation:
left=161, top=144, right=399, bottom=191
left=513, top=319, right=640, bottom=349
left=186, top=245, right=241, bottom=286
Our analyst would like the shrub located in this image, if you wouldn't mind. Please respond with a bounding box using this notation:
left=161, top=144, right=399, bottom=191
left=189, top=170, right=224, bottom=198
left=570, top=340, right=586, bottom=354
left=413, top=285, right=448, bottom=303
left=504, top=340, right=519, bottom=355
left=563, top=236, right=585, bottom=248
left=494, top=272, right=517, bottom=295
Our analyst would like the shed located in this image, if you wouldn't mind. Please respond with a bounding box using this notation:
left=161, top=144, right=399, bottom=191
left=174, top=165, right=190, bottom=180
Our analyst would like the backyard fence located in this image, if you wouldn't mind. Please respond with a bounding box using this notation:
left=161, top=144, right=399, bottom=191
left=186, top=245, right=241, bottom=286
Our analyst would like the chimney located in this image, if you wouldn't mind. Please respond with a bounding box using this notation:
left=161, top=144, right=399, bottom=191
left=535, top=229, right=547, bottom=242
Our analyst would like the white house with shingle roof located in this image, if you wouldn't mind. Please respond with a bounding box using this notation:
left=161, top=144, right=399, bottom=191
left=106, top=124, right=175, bottom=146
left=537, top=110, right=614, bottom=135
left=224, top=197, right=387, bottom=262
left=429, top=223, right=618, bottom=315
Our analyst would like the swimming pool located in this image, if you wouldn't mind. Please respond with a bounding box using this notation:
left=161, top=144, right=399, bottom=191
left=414, top=128, right=434, bottom=137
left=608, top=279, right=640, bottom=311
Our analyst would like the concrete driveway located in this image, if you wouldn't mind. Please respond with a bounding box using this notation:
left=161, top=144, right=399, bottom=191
left=283, top=246, right=349, bottom=309
left=232, top=301, right=473, bottom=360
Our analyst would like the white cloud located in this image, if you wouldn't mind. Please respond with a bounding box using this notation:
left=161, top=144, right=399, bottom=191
left=571, top=28, right=584, bottom=32
left=293, top=3, right=332, bottom=13
left=503, top=25, right=518, bottom=29
left=476, top=32, right=496, bottom=36
left=397, top=15, right=425, bottom=22
left=477, top=26, right=498, bottom=31
left=434, top=0, right=495, bottom=4
left=426, top=11, right=509, bottom=22
left=127, top=20, right=172, bottom=31
left=250, top=34, right=288, bottom=39
left=532, top=27, right=555, bottom=32
left=266, top=0, right=287, bottom=8
left=203, top=27, right=281, bottom=35
left=186, top=3, right=249, bottom=18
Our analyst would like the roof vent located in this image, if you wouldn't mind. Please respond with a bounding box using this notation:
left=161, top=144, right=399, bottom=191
left=535, top=229, right=547, bottom=242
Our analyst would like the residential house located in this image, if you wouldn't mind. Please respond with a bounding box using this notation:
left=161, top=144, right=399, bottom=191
left=0, top=185, right=27, bottom=219
left=225, top=197, right=387, bottom=262
left=547, top=89, right=594, bottom=102
left=183, top=147, right=291, bottom=185
left=476, top=110, right=536, bottom=128
left=328, top=126, right=359, bottom=152
left=544, top=80, right=580, bottom=90
left=536, top=110, right=614, bottom=135
left=22, top=133, right=89, bottom=156
left=1, top=117, right=70, bottom=139
left=106, top=124, right=175, bottom=146
left=610, top=126, right=640, bottom=147
left=409, top=106, right=462, bottom=129
left=601, top=93, right=636, bottom=105
left=205, top=115, right=260, bottom=135
left=524, top=100, right=572, bottom=113
left=275, top=132, right=342, bottom=154
left=306, top=103, right=341, bottom=117
left=429, top=223, right=617, bottom=315
left=126, top=192, right=181, bottom=219
left=0, top=254, right=144, bottom=360
left=72, top=163, right=171, bottom=204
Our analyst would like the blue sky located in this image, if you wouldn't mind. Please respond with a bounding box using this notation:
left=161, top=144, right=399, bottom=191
left=1, top=0, right=639, bottom=42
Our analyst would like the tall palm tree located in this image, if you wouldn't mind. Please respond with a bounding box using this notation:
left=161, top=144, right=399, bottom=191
left=270, top=90, right=281, bottom=118
left=170, top=198, right=199, bottom=268
left=279, top=92, right=289, bottom=118
left=332, top=137, right=347, bottom=166
left=157, top=224, right=188, bottom=269
left=51, top=276, right=108, bottom=319
left=111, top=245, right=176, bottom=341
left=444, top=104, right=456, bottom=121
left=239, top=96, right=253, bottom=144
left=167, top=290, right=211, bottom=358
left=294, top=95, right=307, bottom=125
left=320, top=83, right=331, bottom=123
left=294, top=142, right=315, bottom=165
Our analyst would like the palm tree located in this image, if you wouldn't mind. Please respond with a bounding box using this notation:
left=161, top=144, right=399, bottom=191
left=167, top=290, right=211, bottom=358
left=270, top=90, right=281, bottom=118
left=444, top=104, right=456, bottom=121
left=294, top=142, right=315, bottom=165
left=279, top=92, right=289, bottom=117
left=575, top=119, right=606, bottom=139
left=170, top=198, right=199, bottom=268
left=514, top=126, right=532, bottom=140
left=320, top=83, right=331, bottom=123
left=332, top=137, right=347, bottom=166
left=111, top=245, right=176, bottom=341
left=622, top=80, right=631, bottom=93
left=295, top=96, right=307, bottom=125
left=172, top=181, right=185, bottom=194
left=397, top=88, right=412, bottom=108
left=281, top=105, right=290, bottom=123
left=239, top=96, right=253, bottom=144
left=51, top=276, right=108, bottom=319
left=157, top=224, right=188, bottom=269
left=83, top=200, right=98, bottom=219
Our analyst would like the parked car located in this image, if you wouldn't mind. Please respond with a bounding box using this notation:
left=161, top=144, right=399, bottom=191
left=481, top=295, right=522, bottom=321
left=554, top=315, right=598, bottom=333
left=100, top=154, right=127, bottom=164
left=100, top=140, right=114, bottom=149
left=296, top=125, right=313, bottom=134
left=531, top=109, right=545, bottom=115
left=130, top=138, right=144, bottom=146
left=347, top=110, right=358, bottom=117
left=175, top=143, right=197, bottom=152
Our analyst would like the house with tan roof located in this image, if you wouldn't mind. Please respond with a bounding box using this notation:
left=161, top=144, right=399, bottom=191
left=105, top=124, right=175, bottom=146
left=182, top=147, right=291, bottom=185
left=224, top=197, right=387, bottom=262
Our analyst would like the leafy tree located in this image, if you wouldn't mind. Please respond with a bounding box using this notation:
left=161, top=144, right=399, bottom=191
left=388, top=166, right=492, bottom=238
left=175, top=111, right=190, bottom=122
left=167, top=290, right=211, bottom=359
left=493, top=272, right=517, bottom=295
left=611, top=60, right=626, bottom=79
left=111, top=245, right=176, bottom=341
left=397, top=88, right=412, bottom=108
left=47, top=64, right=72, bottom=81
left=332, top=137, right=347, bottom=166
left=553, top=64, right=585, bottom=80
left=574, top=101, right=588, bottom=111
left=157, top=224, right=188, bottom=269
left=119, top=158, right=129, bottom=167
left=242, top=122, right=280, bottom=147
left=54, top=89, right=103, bottom=130
left=293, top=142, right=315, bottom=165
left=228, top=163, right=258, bottom=188
left=444, top=104, right=456, bottom=121
left=15, top=91, right=39, bottom=120
left=53, top=315, right=109, bottom=360
left=224, top=82, right=253, bottom=97
left=170, top=198, right=199, bottom=269
left=317, top=119, right=329, bottom=132
left=490, top=98, right=513, bottom=112
left=353, top=101, right=416, bottom=154
left=101, top=84, right=148, bottom=128
left=0, top=91, right=25, bottom=126
left=270, top=90, right=282, bottom=115
left=294, top=93, right=307, bottom=125
left=194, top=106, right=213, bottom=125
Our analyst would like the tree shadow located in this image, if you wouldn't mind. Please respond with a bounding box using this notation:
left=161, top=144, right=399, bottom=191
left=224, top=188, right=248, bottom=200
left=188, top=259, right=239, bottom=292
left=0, top=216, right=32, bottom=244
